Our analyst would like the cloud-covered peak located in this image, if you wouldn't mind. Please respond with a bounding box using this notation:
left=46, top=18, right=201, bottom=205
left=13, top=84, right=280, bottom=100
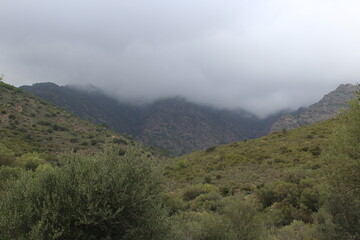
left=1, top=0, right=359, bottom=117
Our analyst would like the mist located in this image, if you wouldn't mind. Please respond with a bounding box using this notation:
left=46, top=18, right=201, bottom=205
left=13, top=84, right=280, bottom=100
left=1, top=0, right=359, bottom=117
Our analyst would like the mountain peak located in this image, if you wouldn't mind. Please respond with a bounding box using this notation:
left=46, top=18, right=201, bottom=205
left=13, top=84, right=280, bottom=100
left=270, top=83, right=359, bottom=132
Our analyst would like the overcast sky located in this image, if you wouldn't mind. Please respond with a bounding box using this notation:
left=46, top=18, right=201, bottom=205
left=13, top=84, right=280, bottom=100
left=1, top=0, right=359, bottom=117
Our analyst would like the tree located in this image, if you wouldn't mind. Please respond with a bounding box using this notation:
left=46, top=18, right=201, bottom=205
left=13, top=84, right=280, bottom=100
left=316, top=84, right=360, bottom=239
left=0, top=147, right=169, bottom=240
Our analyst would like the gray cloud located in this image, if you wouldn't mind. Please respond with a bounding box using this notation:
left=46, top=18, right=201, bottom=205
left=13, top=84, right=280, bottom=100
left=1, top=0, right=359, bottom=117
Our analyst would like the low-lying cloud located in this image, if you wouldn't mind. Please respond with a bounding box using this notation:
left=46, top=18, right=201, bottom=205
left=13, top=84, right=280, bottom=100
left=1, top=0, right=359, bottom=117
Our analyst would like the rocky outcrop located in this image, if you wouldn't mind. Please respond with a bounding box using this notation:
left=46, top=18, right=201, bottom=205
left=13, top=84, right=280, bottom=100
left=270, top=84, right=359, bottom=133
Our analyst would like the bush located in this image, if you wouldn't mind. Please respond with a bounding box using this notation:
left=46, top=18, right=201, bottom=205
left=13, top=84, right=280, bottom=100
left=169, top=211, right=231, bottom=240
left=221, top=196, right=264, bottom=240
left=52, top=124, right=68, bottom=131
left=190, top=191, right=223, bottom=211
left=0, top=143, right=16, bottom=166
left=0, top=147, right=169, bottom=240
left=15, top=152, right=46, bottom=171
left=0, top=166, right=23, bottom=192
left=205, top=146, right=216, bottom=153
left=309, top=145, right=321, bottom=157
left=112, top=138, right=128, bottom=145
left=182, top=184, right=219, bottom=201
left=268, top=220, right=315, bottom=240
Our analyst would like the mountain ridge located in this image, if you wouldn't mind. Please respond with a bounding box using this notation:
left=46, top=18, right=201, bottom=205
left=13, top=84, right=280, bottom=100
left=21, top=82, right=280, bottom=155
left=21, top=82, right=358, bottom=155
left=270, top=83, right=359, bottom=132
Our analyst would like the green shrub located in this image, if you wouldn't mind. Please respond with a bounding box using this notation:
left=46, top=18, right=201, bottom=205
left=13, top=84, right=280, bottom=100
left=0, top=166, right=23, bottom=192
left=309, top=145, right=321, bottom=157
left=69, top=138, right=79, bottom=143
left=205, top=146, right=216, bottom=153
left=112, top=138, right=128, bottom=145
left=0, top=143, right=16, bottom=166
left=182, top=184, right=219, bottom=201
left=0, top=147, right=169, bottom=240
left=177, top=160, right=187, bottom=168
left=15, top=152, right=46, bottom=171
left=190, top=191, right=223, bottom=211
left=221, top=196, right=264, bottom=240
left=267, top=220, right=315, bottom=240
left=169, top=211, right=231, bottom=240
left=163, top=193, right=185, bottom=215
left=52, top=124, right=68, bottom=131
left=203, top=175, right=212, bottom=184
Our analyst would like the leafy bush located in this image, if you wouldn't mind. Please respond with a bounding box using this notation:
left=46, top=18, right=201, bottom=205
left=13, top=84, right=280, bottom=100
left=190, top=191, right=223, bottom=211
left=0, top=147, right=169, bottom=240
left=169, top=211, right=231, bottom=240
left=182, top=184, right=219, bottom=201
left=171, top=196, right=264, bottom=240
left=0, top=166, right=23, bottom=192
left=0, top=143, right=16, bottom=166
left=221, top=196, right=264, bottom=240
left=268, top=220, right=315, bottom=240
left=15, top=152, right=46, bottom=171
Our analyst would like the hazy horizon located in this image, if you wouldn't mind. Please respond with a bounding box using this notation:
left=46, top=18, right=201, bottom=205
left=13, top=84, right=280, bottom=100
left=1, top=0, right=359, bottom=117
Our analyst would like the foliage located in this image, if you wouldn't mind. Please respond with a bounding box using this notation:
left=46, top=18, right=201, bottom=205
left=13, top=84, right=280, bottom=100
left=15, top=152, right=46, bottom=171
left=317, top=89, right=360, bottom=240
left=0, top=81, right=161, bottom=163
left=221, top=196, right=264, bottom=240
left=0, top=166, right=23, bottom=192
left=166, top=119, right=334, bottom=191
left=267, top=220, right=316, bottom=240
left=0, top=148, right=169, bottom=240
left=0, top=143, right=16, bottom=166
left=169, top=195, right=264, bottom=240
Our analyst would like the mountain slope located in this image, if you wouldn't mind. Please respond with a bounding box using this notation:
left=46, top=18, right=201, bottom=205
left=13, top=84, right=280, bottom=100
left=21, top=83, right=280, bottom=155
left=0, top=81, right=157, bottom=162
left=165, top=118, right=335, bottom=190
left=270, top=83, right=358, bottom=132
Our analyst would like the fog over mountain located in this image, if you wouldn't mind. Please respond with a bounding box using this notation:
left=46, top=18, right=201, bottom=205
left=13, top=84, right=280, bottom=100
left=1, top=0, right=360, bottom=117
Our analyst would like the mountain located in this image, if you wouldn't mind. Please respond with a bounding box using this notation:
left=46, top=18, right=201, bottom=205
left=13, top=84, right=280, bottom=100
left=20, top=82, right=143, bottom=136
left=270, top=83, right=359, bottom=133
left=21, top=83, right=280, bottom=155
left=0, top=81, right=158, bottom=162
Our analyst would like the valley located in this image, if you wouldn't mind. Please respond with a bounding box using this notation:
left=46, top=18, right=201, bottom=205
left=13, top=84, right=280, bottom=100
left=0, top=79, right=359, bottom=239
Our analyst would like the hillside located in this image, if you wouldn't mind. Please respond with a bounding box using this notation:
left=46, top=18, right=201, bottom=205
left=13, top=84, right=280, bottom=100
left=270, top=83, right=358, bottom=132
left=2, top=79, right=359, bottom=239
left=0, top=81, right=158, bottom=163
left=21, top=82, right=280, bottom=155
left=166, top=118, right=335, bottom=191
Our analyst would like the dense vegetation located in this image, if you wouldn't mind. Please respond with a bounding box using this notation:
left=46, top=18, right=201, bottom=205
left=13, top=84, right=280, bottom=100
left=0, top=147, right=169, bottom=240
left=0, top=80, right=359, bottom=239
left=0, top=80, right=160, bottom=163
